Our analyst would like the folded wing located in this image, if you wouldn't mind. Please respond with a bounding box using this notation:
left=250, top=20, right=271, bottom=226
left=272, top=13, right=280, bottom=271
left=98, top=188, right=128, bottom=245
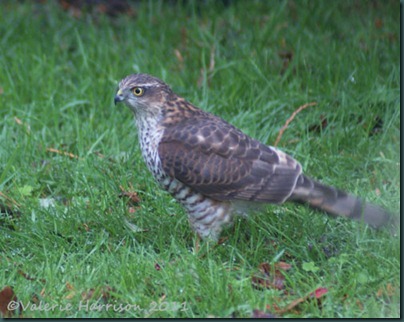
left=158, top=115, right=302, bottom=203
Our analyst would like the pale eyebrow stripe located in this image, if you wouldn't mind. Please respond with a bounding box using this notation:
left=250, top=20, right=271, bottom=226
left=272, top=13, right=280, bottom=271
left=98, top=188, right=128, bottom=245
left=119, top=80, right=164, bottom=88
left=133, top=83, right=162, bottom=87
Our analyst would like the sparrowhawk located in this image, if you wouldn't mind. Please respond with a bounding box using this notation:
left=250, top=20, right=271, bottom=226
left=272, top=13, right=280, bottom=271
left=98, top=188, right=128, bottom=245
left=114, top=73, right=396, bottom=240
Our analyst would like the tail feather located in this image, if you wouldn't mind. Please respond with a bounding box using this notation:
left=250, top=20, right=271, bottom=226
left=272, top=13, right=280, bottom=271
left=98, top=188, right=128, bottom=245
left=289, top=175, right=398, bottom=231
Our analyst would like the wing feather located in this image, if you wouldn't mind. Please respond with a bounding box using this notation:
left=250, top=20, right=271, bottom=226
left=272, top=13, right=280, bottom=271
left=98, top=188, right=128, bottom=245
left=158, top=115, right=302, bottom=203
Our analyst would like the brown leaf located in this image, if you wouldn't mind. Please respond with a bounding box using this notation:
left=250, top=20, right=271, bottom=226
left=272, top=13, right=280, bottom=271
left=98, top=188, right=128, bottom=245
left=31, top=293, right=40, bottom=304
left=17, top=269, right=46, bottom=284
left=252, top=262, right=291, bottom=290
left=356, top=299, right=364, bottom=310
left=377, top=283, right=397, bottom=298
left=119, top=185, right=141, bottom=205
left=269, top=287, right=328, bottom=315
left=81, top=285, right=115, bottom=303
left=65, top=282, right=74, bottom=291
left=251, top=309, right=278, bottom=318
left=65, top=291, right=76, bottom=300
left=81, top=288, right=95, bottom=301
left=311, top=287, right=328, bottom=299
left=274, top=261, right=292, bottom=271
left=0, top=286, right=22, bottom=318
left=217, top=236, right=229, bottom=245
left=65, top=282, right=76, bottom=299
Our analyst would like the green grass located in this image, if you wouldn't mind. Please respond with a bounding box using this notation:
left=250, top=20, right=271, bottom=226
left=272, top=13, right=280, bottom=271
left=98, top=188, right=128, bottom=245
left=0, top=0, right=399, bottom=318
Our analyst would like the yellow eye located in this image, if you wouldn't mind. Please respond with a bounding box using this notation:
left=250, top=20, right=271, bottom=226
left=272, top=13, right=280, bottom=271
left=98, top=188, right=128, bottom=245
left=132, top=87, right=144, bottom=96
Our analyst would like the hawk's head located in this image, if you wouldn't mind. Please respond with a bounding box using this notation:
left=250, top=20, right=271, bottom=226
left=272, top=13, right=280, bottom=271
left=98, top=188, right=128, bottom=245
left=115, top=73, right=173, bottom=117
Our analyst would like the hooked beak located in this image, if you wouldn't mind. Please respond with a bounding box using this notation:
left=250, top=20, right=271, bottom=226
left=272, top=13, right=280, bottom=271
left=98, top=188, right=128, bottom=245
left=114, top=89, right=125, bottom=105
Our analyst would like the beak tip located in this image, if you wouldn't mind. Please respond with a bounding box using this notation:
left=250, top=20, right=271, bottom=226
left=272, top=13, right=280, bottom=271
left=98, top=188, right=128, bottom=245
left=114, top=96, right=122, bottom=105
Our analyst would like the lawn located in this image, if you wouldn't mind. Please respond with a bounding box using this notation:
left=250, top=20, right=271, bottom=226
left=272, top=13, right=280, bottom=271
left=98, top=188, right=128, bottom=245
left=0, top=0, right=400, bottom=318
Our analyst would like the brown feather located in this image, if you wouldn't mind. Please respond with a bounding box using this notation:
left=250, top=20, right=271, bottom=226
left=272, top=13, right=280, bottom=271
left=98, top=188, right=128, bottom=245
left=158, top=107, right=302, bottom=204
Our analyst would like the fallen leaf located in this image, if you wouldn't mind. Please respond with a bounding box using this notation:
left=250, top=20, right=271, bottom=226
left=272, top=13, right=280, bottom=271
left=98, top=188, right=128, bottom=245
left=65, top=293, right=75, bottom=300
left=251, top=309, right=278, bottom=318
left=119, top=185, right=141, bottom=205
left=269, top=287, right=328, bottom=315
left=252, top=262, right=291, bottom=290
left=0, top=286, right=22, bottom=318
left=311, top=287, right=328, bottom=299
left=217, top=236, right=229, bottom=245
left=31, top=293, right=40, bottom=304
left=17, top=269, right=46, bottom=284
left=377, top=283, right=397, bottom=298
left=65, top=282, right=74, bottom=291
left=81, top=285, right=115, bottom=303
left=274, top=262, right=292, bottom=271
left=356, top=299, right=364, bottom=310
left=81, top=288, right=95, bottom=301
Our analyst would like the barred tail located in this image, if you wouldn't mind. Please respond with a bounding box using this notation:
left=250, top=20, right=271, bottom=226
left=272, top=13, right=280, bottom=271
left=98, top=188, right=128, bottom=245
left=289, top=175, right=397, bottom=230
